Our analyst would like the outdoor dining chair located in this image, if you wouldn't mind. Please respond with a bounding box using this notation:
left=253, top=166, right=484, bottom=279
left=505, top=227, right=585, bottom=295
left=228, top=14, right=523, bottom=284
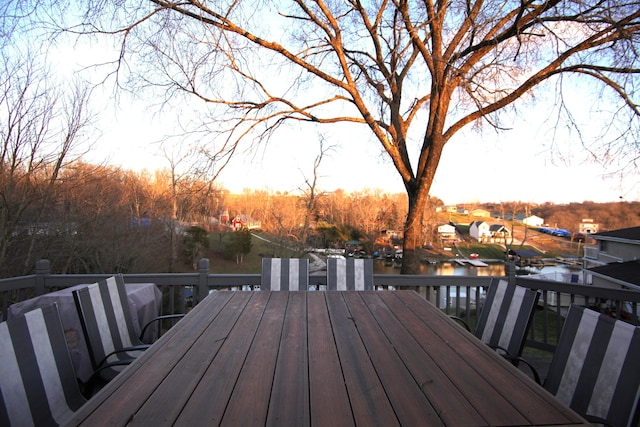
left=326, top=258, right=374, bottom=290
left=452, top=278, right=540, bottom=374
left=0, top=304, right=87, bottom=426
left=261, top=258, right=310, bottom=290
left=72, top=275, right=184, bottom=382
left=542, top=304, right=640, bottom=427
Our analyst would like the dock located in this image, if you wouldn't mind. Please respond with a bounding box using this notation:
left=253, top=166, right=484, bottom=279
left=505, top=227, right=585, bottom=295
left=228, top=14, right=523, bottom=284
left=453, top=259, right=488, bottom=267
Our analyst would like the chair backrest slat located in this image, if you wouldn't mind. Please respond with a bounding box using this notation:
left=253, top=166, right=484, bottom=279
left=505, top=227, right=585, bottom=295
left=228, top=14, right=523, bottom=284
left=326, top=258, right=374, bottom=291
left=261, top=258, right=309, bottom=291
left=545, top=304, right=640, bottom=426
left=475, top=278, right=539, bottom=359
left=73, top=275, right=142, bottom=369
left=0, top=304, right=86, bottom=426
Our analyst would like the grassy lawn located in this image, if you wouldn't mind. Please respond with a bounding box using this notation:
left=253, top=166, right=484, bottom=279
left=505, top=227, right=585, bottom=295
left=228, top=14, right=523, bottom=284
left=206, top=231, right=304, bottom=274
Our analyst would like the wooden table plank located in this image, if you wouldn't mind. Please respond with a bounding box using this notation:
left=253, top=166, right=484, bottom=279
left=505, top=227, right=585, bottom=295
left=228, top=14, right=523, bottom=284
left=307, top=292, right=355, bottom=427
left=166, top=292, right=269, bottom=425
left=358, top=291, right=486, bottom=426
left=218, top=291, right=289, bottom=426
left=66, top=291, right=589, bottom=427
left=325, top=292, right=401, bottom=426
left=387, top=291, right=586, bottom=425
left=378, top=291, right=530, bottom=424
left=114, top=291, right=252, bottom=426
left=267, top=291, right=310, bottom=425
left=342, top=292, right=444, bottom=426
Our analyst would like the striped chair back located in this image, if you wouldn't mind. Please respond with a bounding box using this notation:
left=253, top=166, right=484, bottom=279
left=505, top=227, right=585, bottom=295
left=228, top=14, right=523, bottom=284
left=475, top=278, right=539, bottom=359
left=261, top=258, right=310, bottom=291
left=72, top=275, right=147, bottom=380
left=0, top=304, right=86, bottom=426
left=326, top=258, right=374, bottom=291
left=544, top=305, right=640, bottom=427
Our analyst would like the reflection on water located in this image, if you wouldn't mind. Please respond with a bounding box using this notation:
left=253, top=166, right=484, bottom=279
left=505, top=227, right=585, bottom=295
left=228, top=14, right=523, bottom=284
left=373, top=259, right=580, bottom=277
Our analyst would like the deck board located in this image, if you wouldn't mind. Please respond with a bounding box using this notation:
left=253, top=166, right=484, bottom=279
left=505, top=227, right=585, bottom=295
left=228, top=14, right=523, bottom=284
left=325, top=291, right=401, bottom=426
left=394, top=290, right=579, bottom=425
left=66, top=291, right=589, bottom=427
left=133, top=291, right=254, bottom=425
left=171, top=291, right=268, bottom=425
left=360, top=291, right=485, bottom=426
left=267, top=291, right=310, bottom=426
left=307, top=292, right=354, bottom=426
left=342, top=292, right=443, bottom=426
left=219, top=292, right=288, bottom=426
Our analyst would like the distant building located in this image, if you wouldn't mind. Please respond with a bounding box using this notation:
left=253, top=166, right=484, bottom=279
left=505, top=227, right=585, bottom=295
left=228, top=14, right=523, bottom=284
left=489, top=224, right=510, bottom=243
left=380, top=229, right=401, bottom=241
left=578, top=218, right=599, bottom=234
left=523, top=215, right=544, bottom=227
left=470, top=209, right=491, bottom=218
left=220, top=210, right=230, bottom=224
left=508, top=249, right=543, bottom=267
left=231, top=215, right=261, bottom=231
left=584, top=226, right=640, bottom=266
left=584, top=226, right=640, bottom=291
left=437, top=223, right=457, bottom=242
left=436, top=205, right=458, bottom=213
left=469, top=221, right=490, bottom=242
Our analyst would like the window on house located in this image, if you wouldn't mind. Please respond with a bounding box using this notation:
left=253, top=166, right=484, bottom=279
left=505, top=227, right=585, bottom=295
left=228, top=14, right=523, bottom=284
left=600, top=240, right=608, bottom=253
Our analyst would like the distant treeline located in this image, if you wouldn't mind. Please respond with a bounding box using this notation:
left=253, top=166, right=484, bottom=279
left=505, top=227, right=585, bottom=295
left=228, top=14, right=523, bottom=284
left=476, top=201, right=640, bottom=232
left=2, top=155, right=637, bottom=279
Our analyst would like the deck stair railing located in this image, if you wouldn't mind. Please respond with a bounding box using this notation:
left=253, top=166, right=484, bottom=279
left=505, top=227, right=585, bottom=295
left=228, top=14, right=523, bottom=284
left=2, top=258, right=640, bottom=354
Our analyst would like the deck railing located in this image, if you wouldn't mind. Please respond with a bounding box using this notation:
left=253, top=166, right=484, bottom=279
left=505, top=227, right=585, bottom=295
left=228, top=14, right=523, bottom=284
left=2, top=258, right=640, bottom=354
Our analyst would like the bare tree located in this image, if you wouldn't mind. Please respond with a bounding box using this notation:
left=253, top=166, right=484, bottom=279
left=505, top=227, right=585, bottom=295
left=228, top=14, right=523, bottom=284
left=298, top=137, right=334, bottom=249
left=0, top=55, right=94, bottom=276
left=19, top=0, right=640, bottom=272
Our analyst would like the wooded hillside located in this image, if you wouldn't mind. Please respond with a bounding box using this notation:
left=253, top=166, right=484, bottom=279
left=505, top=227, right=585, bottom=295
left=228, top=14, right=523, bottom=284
left=2, top=159, right=637, bottom=277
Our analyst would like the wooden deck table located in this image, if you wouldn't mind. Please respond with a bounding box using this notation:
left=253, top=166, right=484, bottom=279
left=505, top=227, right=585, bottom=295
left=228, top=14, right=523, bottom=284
left=64, top=291, right=588, bottom=426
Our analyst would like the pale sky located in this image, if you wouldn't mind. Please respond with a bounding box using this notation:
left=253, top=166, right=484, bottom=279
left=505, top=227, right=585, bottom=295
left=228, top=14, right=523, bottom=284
left=90, top=99, right=639, bottom=205
left=60, top=34, right=638, bottom=206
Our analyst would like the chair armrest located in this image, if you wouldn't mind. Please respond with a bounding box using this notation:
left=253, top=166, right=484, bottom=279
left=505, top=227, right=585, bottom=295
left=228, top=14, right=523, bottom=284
left=490, top=347, right=541, bottom=385
left=96, top=359, right=136, bottom=372
left=84, top=359, right=138, bottom=396
left=98, top=345, right=150, bottom=368
left=449, top=315, right=471, bottom=331
left=139, top=314, right=186, bottom=342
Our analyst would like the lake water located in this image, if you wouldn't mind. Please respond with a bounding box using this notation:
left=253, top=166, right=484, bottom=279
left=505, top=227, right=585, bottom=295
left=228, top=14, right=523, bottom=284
left=373, top=258, right=584, bottom=307
left=373, top=258, right=582, bottom=279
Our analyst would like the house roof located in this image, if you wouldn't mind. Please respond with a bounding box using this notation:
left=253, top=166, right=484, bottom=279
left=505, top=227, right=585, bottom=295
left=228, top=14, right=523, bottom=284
left=509, top=249, right=542, bottom=258
left=587, top=260, right=640, bottom=288
left=489, top=224, right=507, bottom=232
left=591, top=226, right=640, bottom=243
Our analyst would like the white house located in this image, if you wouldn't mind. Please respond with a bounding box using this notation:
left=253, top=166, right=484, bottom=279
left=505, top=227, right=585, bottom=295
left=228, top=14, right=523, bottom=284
left=436, top=205, right=458, bottom=213
left=469, top=221, right=490, bottom=242
left=579, top=218, right=599, bottom=234
left=437, top=223, right=457, bottom=241
left=489, top=224, right=510, bottom=242
left=470, top=209, right=491, bottom=218
left=523, top=215, right=544, bottom=227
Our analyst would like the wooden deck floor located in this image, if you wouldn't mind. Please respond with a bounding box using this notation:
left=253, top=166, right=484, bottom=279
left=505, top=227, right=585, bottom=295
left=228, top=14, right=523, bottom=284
left=65, top=291, right=587, bottom=426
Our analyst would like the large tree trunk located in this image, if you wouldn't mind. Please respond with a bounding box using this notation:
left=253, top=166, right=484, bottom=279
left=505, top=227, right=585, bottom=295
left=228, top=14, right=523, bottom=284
left=401, top=184, right=431, bottom=274
left=400, top=129, right=446, bottom=274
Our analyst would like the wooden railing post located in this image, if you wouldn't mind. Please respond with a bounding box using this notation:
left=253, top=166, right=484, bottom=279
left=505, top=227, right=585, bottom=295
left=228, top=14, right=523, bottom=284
left=35, top=259, right=50, bottom=296
left=197, top=258, right=210, bottom=304
left=505, top=261, right=517, bottom=285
